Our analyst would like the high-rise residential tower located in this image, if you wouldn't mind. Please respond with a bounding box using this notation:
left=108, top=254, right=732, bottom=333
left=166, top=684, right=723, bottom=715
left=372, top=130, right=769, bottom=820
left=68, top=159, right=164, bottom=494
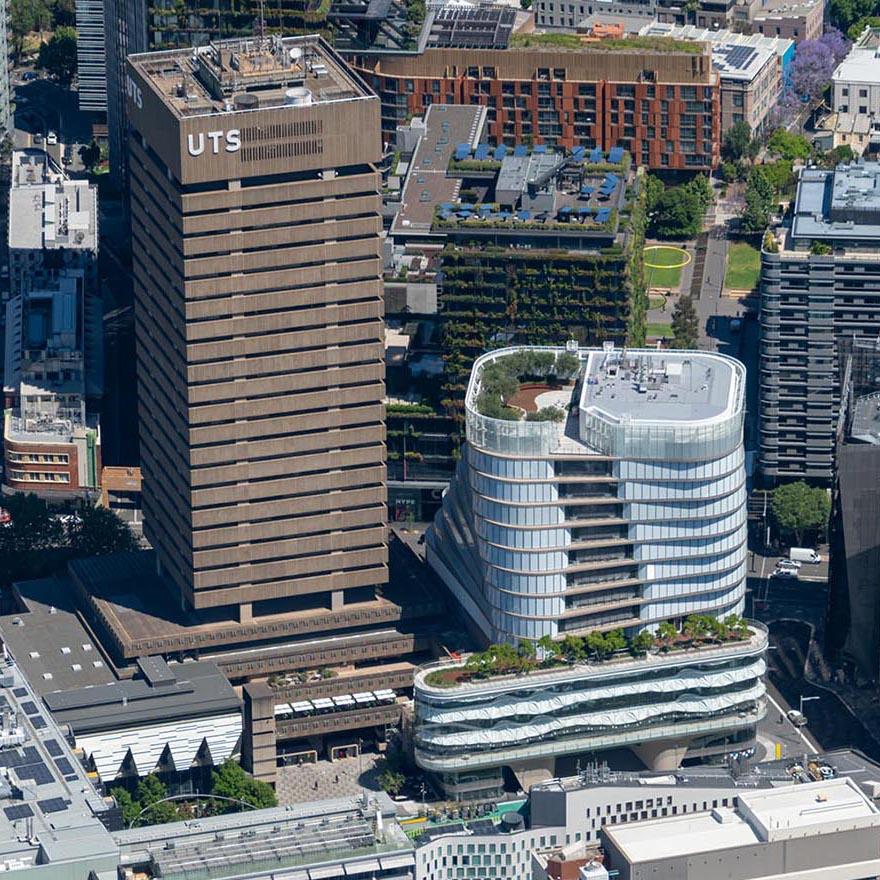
left=126, top=36, right=387, bottom=621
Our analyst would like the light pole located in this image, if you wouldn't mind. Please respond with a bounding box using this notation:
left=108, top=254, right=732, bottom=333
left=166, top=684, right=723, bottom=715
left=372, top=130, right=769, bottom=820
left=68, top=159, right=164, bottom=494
left=800, top=695, right=820, bottom=715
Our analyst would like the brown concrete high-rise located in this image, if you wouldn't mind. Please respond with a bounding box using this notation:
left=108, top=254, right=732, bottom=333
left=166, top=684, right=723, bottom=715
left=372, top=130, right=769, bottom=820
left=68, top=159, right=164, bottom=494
left=126, top=36, right=387, bottom=622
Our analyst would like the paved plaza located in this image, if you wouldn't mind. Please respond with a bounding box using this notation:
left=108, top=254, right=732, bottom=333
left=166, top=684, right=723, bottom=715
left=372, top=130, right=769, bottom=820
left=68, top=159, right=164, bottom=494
left=276, top=753, right=390, bottom=805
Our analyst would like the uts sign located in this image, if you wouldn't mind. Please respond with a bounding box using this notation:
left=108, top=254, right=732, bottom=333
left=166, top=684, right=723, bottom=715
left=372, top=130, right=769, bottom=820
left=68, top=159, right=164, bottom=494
left=188, top=130, right=241, bottom=157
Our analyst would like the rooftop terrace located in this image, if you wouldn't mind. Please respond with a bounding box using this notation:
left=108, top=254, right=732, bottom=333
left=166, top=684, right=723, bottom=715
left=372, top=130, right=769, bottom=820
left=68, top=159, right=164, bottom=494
left=130, top=35, right=372, bottom=119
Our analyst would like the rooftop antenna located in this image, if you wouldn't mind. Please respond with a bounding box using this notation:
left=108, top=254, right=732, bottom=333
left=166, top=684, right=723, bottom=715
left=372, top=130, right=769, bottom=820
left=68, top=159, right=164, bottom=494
left=257, top=0, right=266, bottom=52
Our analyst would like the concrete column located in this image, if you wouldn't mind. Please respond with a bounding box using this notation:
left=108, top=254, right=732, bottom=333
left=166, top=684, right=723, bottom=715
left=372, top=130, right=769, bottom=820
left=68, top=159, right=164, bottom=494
left=331, top=590, right=344, bottom=611
left=238, top=602, right=253, bottom=624
left=242, top=680, right=277, bottom=785
left=631, top=738, right=690, bottom=771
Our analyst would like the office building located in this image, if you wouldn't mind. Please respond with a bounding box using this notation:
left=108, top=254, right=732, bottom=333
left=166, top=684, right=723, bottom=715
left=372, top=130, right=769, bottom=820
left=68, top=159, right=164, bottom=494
left=828, top=337, right=880, bottom=682
left=429, top=344, right=748, bottom=643
left=533, top=0, right=656, bottom=31
left=421, top=343, right=758, bottom=796
left=602, top=778, right=880, bottom=880
left=0, top=0, right=10, bottom=135
left=127, top=36, right=387, bottom=618
left=640, top=23, right=792, bottom=133
left=75, top=0, right=107, bottom=112
left=349, top=37, right=721, bottom=171
left=759, top=163, right=880, bottom=484
left=3, top=151, right=102, bottom=499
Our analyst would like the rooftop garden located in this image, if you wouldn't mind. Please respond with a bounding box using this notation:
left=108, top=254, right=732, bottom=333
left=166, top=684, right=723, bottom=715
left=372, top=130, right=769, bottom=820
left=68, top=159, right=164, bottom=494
left=423, top=614, right=752, bottom=688
left=435, top=205, right=618, bottom=234
left=509, top=33, right=707, bottom=54
left=475, top=349, right=580, bottom=421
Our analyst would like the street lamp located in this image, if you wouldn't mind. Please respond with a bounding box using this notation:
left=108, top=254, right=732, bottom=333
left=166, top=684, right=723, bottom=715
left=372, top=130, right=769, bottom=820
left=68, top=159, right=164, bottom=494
left=800, top=695, right=820, bottom=715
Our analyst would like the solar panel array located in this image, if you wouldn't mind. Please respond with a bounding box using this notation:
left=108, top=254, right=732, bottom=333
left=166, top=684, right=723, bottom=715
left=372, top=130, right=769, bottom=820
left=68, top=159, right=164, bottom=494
left=4, top=804, right=33, bottom=821
left=720, top=45, right=757, bottom=70
left=37, top=798, right=68, bottom=814
left=0, top=745, right=54, bottom=786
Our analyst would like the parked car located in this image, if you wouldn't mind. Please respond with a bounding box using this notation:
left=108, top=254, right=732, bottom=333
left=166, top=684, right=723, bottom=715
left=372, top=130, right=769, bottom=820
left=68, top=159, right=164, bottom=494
left=790, top=547, right=822, bottom=564
left=771, top=567, right=797, bottom=579
left=22, top=71, right=38, bottom=81
left=32, top=133, right=43, bottom=145
left=786, top=709, right=808, bottom=727
left=776, top=559, right=801, bottom=572
left=46, top=131, right=58, bottom=145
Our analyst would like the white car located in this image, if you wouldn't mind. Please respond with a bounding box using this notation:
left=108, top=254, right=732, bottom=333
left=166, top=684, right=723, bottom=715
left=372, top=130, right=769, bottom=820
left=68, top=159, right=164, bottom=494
left=786, top=709, right=808, bottom=727
left=771, top=567, right=797, bottom=579
left=46, top=131, right=58, bottom=145
left=776, top=559, right=801, bottom=572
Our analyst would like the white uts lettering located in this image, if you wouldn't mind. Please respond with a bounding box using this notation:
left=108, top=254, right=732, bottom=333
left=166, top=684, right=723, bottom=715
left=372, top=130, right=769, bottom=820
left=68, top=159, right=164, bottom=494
left=126, top=75, right=143, bottom=110
left=187, top=130, right=242, bottom=157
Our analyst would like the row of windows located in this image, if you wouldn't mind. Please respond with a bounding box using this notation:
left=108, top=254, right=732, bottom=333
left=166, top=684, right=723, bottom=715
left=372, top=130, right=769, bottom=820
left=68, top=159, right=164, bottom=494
left=8, top=470, right=70, bottom=483
left=6, top=452, right=69, bottom=465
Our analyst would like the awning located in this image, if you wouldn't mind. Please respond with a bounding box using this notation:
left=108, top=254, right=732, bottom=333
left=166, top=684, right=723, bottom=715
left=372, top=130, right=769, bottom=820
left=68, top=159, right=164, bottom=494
left=344, top=859, right=382, bottom=875
left=309, top=865, right=344, bottom=879
left=380, top=854, right=415, bottom=870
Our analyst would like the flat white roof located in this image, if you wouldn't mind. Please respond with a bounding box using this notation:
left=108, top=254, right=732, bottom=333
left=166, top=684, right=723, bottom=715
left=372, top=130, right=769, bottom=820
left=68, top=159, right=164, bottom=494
left=738, top=777, right=880, bottom=841
left=607, top=779, right=880, bottom=864
left=607, top=808, right=760, bottom=863
left=833, top=46, right=880, bottom=87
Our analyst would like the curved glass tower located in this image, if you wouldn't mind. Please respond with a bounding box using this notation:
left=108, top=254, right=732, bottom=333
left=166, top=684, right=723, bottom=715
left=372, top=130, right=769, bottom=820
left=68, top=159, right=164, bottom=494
left=427, top=344, right=748, bottom=643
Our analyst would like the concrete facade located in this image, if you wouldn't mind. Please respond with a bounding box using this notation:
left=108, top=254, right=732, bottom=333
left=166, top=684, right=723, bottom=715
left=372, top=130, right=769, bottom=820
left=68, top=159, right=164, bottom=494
left=126, top=37, right=388, bottom=616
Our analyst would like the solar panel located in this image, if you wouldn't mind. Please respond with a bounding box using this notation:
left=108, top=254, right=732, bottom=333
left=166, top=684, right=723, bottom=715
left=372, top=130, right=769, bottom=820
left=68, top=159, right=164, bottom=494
left=4, top=805, right=33, bottom=821
left=38, top=798, right=68, bottom=814
left=64, top=775, right=78, bottom=783
left=30, top=717, right=46, bottom=730
left=44, top=740, right=63, bottom=758
left=609, top=146, right=624, bottom=163
left=54, top=757, right=74, bottom=776
left=12, top=689, right=27, bottom=698
left=27, top=765, right=54, bottom=785
left=20, top=702, right=38, bottom=716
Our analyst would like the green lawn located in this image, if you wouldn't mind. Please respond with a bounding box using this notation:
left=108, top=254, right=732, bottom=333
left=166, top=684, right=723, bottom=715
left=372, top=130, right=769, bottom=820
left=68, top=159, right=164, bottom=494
left=644, top=246, right=689, bottom=290
left=646, top=323, right=674, bottom=338
left=725, top=242, right=760, bottom=291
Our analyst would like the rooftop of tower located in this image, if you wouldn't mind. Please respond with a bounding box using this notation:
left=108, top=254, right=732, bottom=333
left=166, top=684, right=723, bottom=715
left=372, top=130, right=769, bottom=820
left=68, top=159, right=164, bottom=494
left=581, top=346, right=741, bottom=424
left=129, top=35, right=373, bottom=119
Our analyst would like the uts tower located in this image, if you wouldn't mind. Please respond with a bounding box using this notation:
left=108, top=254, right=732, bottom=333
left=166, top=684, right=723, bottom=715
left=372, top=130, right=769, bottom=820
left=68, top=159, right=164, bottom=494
left=126, top=36, right=387, bottom=621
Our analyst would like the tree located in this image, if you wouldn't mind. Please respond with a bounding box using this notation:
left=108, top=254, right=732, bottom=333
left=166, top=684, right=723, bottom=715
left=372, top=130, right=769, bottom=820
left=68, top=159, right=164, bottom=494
left=68, top=506, right=138, bottom=557
left=0, top=493, right=64, bottom=584
left=134, top=774, right=180, bottom=825
left=8, top=0, right=50, bottom=59
left=644, top=174, right=664, bottom=214
left=846, top=13, right=880, bottom=39
left=37, top=26, right=77, bottom=88
left=629, top=631, right=654, bottom=656
left=79, top=140, right=101, bottom=172
left=686, top=174, right=713, bottom=212
left=210, top=760, right=277, bottom=812
left=826, top=143, right=855, bottom=165
left=651, top=186, right=705, bottom=239
left=741, top=166, right=776, bottom=233
left=110, top=787, right=139, bottom=826
left=788, top=38, right=836, bottom=101
left=771, top=481, right=831, bottom=544
left=657, top=621, right=678, bottom=643
left=722, top=120, right=755, bottom=162
left=767, top=129, right=812, bottom=162
left=671, top=294, right=699, bottom=349
left=560, top=634, right=585, bottom=661
left=378, top=769, right=406, bottom=796
left=603, top=629, right=627, bottom=655
left=820, top=27, right=852, bottom=65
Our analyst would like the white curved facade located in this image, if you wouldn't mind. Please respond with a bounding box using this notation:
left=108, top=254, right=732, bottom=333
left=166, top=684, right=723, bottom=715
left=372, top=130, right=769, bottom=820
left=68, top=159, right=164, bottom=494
left=427, top=344, right=748, bottom=643
left=413, top=624, right=768, bottom=799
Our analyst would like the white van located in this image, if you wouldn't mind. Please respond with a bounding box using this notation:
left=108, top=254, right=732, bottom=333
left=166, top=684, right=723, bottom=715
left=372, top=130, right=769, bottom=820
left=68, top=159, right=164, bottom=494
left=790, top=548, right=821, bottom=564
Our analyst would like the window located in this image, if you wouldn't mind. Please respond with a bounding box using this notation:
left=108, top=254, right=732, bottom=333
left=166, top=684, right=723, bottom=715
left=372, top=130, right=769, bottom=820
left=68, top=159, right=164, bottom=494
left=860, top=105, right=868, bottom=114
left=860, top=88, right=868, bottom=97
left=842, top=87, right=849, bottom=96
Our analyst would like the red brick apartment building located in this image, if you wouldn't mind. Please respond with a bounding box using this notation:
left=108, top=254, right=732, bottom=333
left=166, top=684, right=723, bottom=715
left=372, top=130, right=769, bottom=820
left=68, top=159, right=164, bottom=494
left=350, top=39, right=721, bottom=170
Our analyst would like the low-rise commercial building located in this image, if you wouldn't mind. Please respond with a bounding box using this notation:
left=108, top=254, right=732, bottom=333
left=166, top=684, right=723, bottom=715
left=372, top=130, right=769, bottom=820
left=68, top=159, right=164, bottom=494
left=833, top=27, right=880, bottom=117
left=3, top=151, right=102, bottom=500
left=602, top=777, right=880, bottom=880
left=349, top=37, right=721, bottom=171
left=759, top=163, right=880, bottom=483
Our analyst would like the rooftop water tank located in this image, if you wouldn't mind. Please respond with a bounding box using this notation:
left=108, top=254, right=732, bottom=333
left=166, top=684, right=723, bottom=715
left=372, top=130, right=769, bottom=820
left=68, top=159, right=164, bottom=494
left=285, top=87, right=312, bottom=107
